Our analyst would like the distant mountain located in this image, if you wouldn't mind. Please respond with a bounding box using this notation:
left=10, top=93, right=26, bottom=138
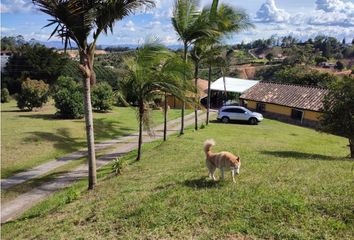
left=39, top=41, right=182, bottom=51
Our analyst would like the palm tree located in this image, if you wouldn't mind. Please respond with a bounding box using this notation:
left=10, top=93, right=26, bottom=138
left=171, top=0, right=215, bottom=135
left=32, top=0, right=155, bottom=190
left=122, top=41, right=191, bottom=161
left=203, top=0, right=253, bottom=125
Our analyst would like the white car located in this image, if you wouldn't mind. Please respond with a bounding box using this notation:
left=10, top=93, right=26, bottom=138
left=217, top=106, right=264, bottom=125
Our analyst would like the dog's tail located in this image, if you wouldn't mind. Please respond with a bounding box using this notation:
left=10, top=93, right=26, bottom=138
left=204, top=139, right=215, bottom=154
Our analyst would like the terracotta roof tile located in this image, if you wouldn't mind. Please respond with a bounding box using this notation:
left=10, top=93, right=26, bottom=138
left=240, top=82, right=328, bottom=111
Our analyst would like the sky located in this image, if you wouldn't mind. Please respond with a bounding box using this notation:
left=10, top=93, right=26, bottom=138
left=1, top=0, right=354, bottom=47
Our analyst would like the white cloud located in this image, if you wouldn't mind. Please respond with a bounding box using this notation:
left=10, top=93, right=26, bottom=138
left=0, top=27, right=15, bottom=33
left=123, top=20, right=136, bottom=32
left=256, top=0, right=290, bottom=23
left=0, top=0, right=33, bottom=13
left=315, top=0, right=354, bottom=15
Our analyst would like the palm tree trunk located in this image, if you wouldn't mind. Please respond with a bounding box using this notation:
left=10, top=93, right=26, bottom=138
left=180, top=42, right=188, bottom=135
left=194, top=63, right=199, bottom=130
left=80, top=52, right=96, bottom=190
left=164, top=92, right=167, bottom=141
left=137, top=102, right=144, bottom=161
left=206, top=64, right=212, bottom=125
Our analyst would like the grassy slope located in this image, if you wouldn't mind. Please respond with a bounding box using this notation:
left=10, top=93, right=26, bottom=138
left=1, top=100, right=189, bottom=178
left=2, top=119, right=353, bottom=239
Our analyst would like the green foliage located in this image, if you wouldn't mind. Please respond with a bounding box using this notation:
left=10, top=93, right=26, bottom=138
left=61, top=60, right=119, bottom=88
left=53, top=76, right=84, bottom=119
left=256, top=65, right=337, bottom=87
left=91, top=82, right=113, bottom=111
left=265, top=53, right=274, bottom=61
left=1, top=88, right=10, bottom=103
left=315, top=56, right=328, bottom=65
left=335, top=61, right=344, bottom=70
left=112, top=157, right=125, bottom=175
left=64, top=188, right=80, bottom=204
left=3, top=43, right=67, bottom=93
left=16, top=78, right=49, bottom=111
left=320, top=76, right=354, bottom=157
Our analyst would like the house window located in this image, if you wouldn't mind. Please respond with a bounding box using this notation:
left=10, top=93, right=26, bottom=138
left=256, top=102, right=266, bottom=112
left=291, top=109, right=303, bottom=121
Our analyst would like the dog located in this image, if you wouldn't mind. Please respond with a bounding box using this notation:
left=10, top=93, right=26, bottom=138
left=204, top=139, right=241, bottom=183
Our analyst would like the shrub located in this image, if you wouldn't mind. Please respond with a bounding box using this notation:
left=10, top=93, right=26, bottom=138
left=53, top=76, right=84, bottom=119
left=91, top=82, right=113, bottom=111
left=112, top=157, right=125, bottom=175
left=16, top=78, right=49, bottom=111
left=335, top=61, right=344, bottom=71
left=1, top=88, right=10, bottom=103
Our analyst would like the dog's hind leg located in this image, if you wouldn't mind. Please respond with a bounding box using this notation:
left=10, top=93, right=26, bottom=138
left=221, top=167, right=225, bottom=181
left=210, top=166, right=216, bottom=181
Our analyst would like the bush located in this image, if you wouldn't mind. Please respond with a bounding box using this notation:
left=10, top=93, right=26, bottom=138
left=335, top=61, right=344, bottom=71
left=16, top=78, right=49, bottom=111
left=53, top=76, right=84, bottom=119
left=91, top=82, right=113, bottom=111
left=112, top=157, right=125, bottom=175
left=1, top=88, right=10, bottom=103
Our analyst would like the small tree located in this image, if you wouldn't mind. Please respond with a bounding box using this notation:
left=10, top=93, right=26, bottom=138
left=266, top=52, right=274, bottom=62
left=320, top=76, right=354, bottom=158
left=1, top=88, right=10, bottom=103
left=53, top=76, right=84, bottom=119
left=335, top=61, right=344, bottom=71
left=91, top=82, right=113, bottom=112
left=16, top=78, right=49, bottom=111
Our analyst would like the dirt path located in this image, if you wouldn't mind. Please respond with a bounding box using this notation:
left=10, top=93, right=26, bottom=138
left=1, top=111, right=214, bottom=223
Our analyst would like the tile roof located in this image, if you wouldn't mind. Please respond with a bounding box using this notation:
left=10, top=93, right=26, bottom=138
left=240, top=82, right=328, bottom=111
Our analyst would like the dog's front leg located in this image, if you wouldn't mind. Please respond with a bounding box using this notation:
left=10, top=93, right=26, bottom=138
left=221, top=167, right=225, bottom=180
left=231, top=169, right=236, bottom=183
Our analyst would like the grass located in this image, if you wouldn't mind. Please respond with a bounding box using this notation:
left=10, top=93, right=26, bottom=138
left=2, top=119, right=353, bottom=239
left=1, top=100, right=190, bottom=178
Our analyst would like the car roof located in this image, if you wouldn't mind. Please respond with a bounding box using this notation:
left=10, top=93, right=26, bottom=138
left=220, top=106, right=246, bottom=110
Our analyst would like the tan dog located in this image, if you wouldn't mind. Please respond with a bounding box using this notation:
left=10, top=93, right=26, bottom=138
left=204, top=139, right=241, bottom=183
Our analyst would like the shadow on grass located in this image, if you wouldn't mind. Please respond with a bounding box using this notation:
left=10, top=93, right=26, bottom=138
left=94, top=118, right=135, bottom=140
left=261, top=150, right=348, bottom=161
left=23, top=128, right=84, bottom=153
left=209, top=120, right=252, bottom=125
left=183, top=177, right=221, bottom=189
left=18, top=113, right=57, bottom=120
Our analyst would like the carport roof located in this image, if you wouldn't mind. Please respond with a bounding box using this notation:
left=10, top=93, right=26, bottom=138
left=210, top=77, right=259, bottom=93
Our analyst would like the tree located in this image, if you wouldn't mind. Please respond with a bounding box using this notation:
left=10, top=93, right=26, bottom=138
left=91, top=82, right=113, bottom=112
left=53, top=76, right=84, bottom=119
left=16, top=78, right=49, bottom=111
left=171, top=0, right=214, bottom=135
left=32, top=0, right=155, bottom=190
left=266, top=52, right=274, bottom=62
left=202, top=0, right=253, bottom=125
left=320, top=76, right=354, bottom=158
left=335, top=61, right=344, bottom=71
left=3, top=43, right=67, bottom=93
left=122, top=41, right=191, bottom=160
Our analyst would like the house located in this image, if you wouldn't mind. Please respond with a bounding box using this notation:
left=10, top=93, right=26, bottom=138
left=166, top=78, right=208, bottom=109
left=239, top=82, right=328, bottom=127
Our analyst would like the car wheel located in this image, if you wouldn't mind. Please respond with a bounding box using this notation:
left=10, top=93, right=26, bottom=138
left=249, top=117, right=258, bottom=125
left=221, top=117, right=230, bottom=123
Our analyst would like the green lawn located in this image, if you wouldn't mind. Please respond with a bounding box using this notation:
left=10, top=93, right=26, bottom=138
left=1, top=100, right=188, bottom=178
left=2, top=119, right=353, bottom=239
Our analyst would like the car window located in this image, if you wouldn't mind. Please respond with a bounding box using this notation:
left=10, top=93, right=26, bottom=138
left=234, top=109, right=246, bottom=113
left=222, top=108, right=246, bottom=113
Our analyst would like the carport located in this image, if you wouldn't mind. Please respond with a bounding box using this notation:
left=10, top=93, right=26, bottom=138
left=208, top=77, right=259, bottom=108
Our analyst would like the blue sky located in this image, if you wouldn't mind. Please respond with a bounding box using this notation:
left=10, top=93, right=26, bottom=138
left=1, top=0, right=353, bottom=47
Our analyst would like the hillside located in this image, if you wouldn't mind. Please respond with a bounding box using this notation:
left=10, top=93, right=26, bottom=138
left=2, top=119, right=352, bottom=239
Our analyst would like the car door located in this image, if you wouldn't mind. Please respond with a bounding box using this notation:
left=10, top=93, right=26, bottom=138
left=233, top=108, right=249, bottom=121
